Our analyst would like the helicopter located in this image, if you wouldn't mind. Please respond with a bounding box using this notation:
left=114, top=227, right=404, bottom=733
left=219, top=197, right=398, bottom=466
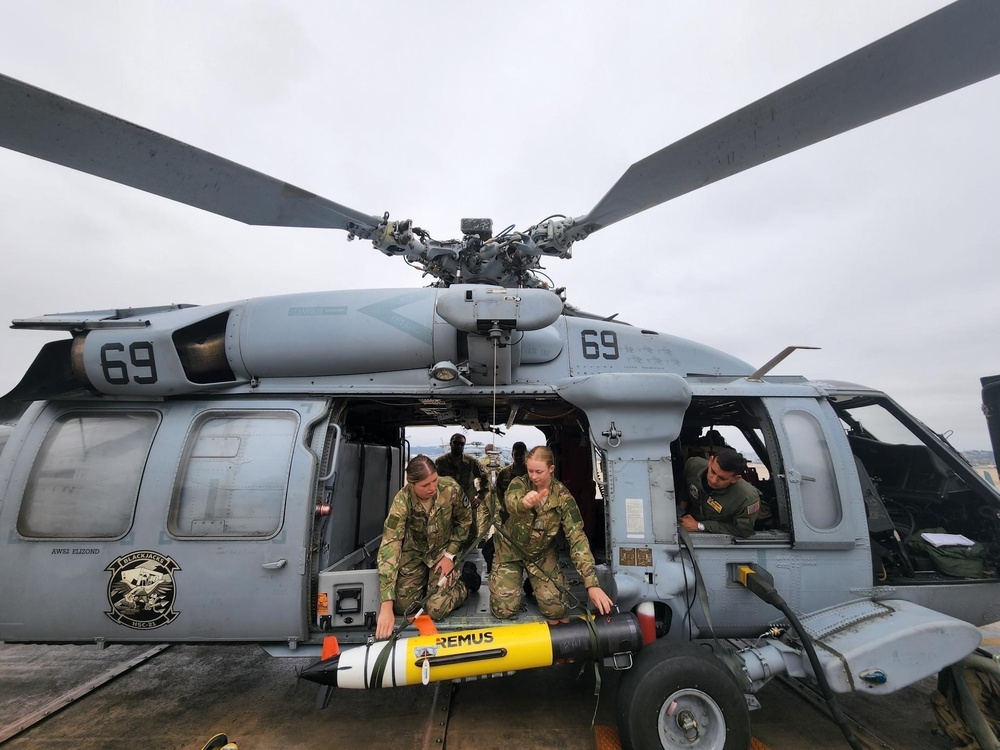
left=2, top=2, right=1000, bottom=749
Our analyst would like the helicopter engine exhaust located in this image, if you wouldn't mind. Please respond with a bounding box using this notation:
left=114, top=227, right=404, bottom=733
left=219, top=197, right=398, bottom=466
left=299, top=613, right=642, bottom=690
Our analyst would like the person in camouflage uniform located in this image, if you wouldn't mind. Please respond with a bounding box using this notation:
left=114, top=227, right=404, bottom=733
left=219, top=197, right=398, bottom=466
left=495, top=442, right=527, bottom=512
left=678, top=447, right=761, bottom=538
left=436, top=434, right=488, bottom=545
left=375, top=455, right=480, bottom=639
left=481, top=442, right=528, bottom=574
left=479, top=444, right=496, bottom=470
left=489, top=446, right=613, bottom=623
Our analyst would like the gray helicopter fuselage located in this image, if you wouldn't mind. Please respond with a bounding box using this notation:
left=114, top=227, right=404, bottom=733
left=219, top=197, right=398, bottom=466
left=1, top=285, right=997, bottom=671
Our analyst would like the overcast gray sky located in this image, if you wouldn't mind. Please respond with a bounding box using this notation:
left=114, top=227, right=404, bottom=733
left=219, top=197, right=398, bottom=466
left=1, top=1, right=997, bottom=451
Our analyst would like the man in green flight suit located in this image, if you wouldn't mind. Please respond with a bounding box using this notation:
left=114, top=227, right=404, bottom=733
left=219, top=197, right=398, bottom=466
left=679, top=447, right=760, bottom=538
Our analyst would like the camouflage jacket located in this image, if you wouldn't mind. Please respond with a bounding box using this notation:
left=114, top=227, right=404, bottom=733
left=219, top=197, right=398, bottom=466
left=495, top=476, right=599, bottom=589
left=435, top=453, right=486, bottom=503
left=496, top=462, right=527, bottom=501
left=683, top=457, right=760, bottom=538
left=377, top=476, right=472, bottom=601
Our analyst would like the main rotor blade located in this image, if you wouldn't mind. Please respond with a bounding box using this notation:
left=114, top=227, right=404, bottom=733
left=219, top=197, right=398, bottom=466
left=581, top=0, right=1000, bottom=233
left=0, top=74, right=382, bottom=234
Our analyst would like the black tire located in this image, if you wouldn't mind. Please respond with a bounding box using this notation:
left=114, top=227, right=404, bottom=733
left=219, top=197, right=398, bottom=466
left=616, top=641, right=751, bottom=750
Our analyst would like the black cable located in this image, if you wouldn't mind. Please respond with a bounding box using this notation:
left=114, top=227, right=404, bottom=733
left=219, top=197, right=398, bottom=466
left=535, top=214, right=567, bottom=224
left=676, top=535, right=696, bottom=639
left=774, top=600, right=863, bottom=750
left=677, top=527, right=718, bottom=642
left=739, top=566, right=863, bottom=750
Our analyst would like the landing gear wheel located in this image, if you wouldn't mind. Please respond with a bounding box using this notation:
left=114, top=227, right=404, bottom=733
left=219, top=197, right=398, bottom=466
left=616, top=641, right=751, bottom=750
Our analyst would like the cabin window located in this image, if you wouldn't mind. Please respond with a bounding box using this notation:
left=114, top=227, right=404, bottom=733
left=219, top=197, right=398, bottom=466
left=783, top=410, right=842, bottom=530
left=674, top=396, right=787, bottom=534
left=168, top=411, right=297, bottom=537
left=17, top=411, right=159, bottom=538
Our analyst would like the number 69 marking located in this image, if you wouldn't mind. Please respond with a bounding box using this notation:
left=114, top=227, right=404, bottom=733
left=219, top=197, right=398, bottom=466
left=581, top=330, right=620, bottom=360
left=100, top=342, right=159, bottom=385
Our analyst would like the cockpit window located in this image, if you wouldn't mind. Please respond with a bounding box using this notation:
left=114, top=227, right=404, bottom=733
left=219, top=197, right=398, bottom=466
left=834, top=394, right=1000, bottom=582
left=838, top=403, right=925, bottom=446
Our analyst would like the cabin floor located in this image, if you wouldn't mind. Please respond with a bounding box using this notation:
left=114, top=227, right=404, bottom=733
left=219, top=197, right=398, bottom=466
left=401, top=546, right=602, bottom=633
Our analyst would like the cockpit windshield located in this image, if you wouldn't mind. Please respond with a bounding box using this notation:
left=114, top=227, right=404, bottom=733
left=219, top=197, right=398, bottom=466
left=837, top=401, right=928, bottom=446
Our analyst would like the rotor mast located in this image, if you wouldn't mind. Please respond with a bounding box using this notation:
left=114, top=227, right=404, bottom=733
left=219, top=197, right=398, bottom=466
left=368, top=214, right=589, bottom=289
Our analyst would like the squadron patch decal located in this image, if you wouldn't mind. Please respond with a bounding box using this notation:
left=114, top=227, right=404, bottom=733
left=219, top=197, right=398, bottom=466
left=105, top=550, right=181, bottom=629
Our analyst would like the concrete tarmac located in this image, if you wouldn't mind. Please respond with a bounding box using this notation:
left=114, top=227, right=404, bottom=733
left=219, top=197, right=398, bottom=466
left=1, top=642, right=607, bottom=749
left=2, top=621, right=997, bottom=749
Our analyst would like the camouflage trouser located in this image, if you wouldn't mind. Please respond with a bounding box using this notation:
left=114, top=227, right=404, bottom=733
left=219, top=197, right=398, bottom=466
left=489, top=547, right=568, bottom=621
left=392, top=552, right=468, bottom=621
left=462, top=492, right=494, bottom=555
left=475, top=498, right=490, bottom=543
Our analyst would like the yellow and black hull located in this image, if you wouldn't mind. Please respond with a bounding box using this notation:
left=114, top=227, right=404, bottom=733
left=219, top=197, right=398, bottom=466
left=301, top=613, right=642, bottom=689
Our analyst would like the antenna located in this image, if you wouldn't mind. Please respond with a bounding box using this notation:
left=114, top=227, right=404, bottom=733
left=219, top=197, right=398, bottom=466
left=746, top=346, right=820, bottom=382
